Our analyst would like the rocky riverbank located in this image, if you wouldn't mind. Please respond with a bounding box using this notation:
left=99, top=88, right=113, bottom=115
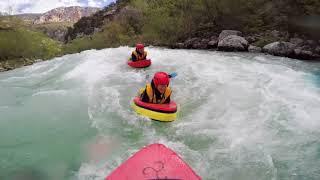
left=1, top=29, right=319, bottom=72
left=171, top=30, right=320, bottom=61
left=0, top=58, right=44, bottom=72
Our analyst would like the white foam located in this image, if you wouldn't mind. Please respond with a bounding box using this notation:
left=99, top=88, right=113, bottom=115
left=1, top=47, right=320, bottom=179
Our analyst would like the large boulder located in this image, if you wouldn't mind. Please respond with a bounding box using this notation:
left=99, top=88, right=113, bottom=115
left=262, top=42, right=295, bottom=57
left=218, top=30, right=242, bottom=41
left=248, top=45, right=262, bottom=53
left=218, top=35, right=248, bottom=51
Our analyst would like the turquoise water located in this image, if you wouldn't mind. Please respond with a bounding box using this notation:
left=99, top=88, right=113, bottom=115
left=0, top=47, right=320, bottom=180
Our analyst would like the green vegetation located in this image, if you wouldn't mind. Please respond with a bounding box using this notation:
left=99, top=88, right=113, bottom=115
left=1, top=0, right=320, bottom=70
left=0, top=16, right=62, bottom=69
left=64, top=0, right=320, bottom=52
left=0, top=28, right=62, bottom=59
left=32, top=22, right=73, bottom=30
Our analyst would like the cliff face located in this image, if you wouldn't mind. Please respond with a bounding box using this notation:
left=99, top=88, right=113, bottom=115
left=33, top=6, right=100, bottom=24
left=64, top=0, right=130, bottom=42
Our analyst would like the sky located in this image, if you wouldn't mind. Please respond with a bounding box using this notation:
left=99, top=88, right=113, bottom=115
left=0, top=0, right=116, bottom=14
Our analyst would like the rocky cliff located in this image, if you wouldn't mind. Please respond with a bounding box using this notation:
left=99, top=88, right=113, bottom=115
left=33, top=6, right=100, bottom=24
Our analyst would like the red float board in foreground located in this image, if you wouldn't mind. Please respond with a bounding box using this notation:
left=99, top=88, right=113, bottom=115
left=106, top=143, right=201, bottom=180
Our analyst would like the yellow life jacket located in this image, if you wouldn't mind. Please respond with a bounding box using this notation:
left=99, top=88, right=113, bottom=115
left=141, top=84, right=171, bottom=104
left=132, top=50, right=147, bottom=61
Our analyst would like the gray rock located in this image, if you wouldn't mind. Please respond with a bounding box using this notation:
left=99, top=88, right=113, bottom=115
left=207, top=39, right=218, bottom=48
left=104, top=9, right=117, bottom=16
left=94, top=28, right=101, bottom=33
left=218, top=30, right=242, bottom=41
left=3, top=63, right=14, bottom=71
left=315, top=46, right=320, bottom=54
left=184, top=38, right=200, bottom=49
left=290, top=38, right=304, bottom=46
left=262, top=41, right=295, bottom=57
left=210, top=36, right=218, bottom=40
left=33, top=6, right=100, bottom=24
left=0, top=63, right=5, bottom=72
left=246, top=36, right=257, bottom=44
left=192, top=39, right=210, bottom=49
left=175, top=43, right=185, bottom=49
left=76, top=32, right=84, bottom=38
left=270, top=30, right=281, bottom=38
left=293, top=48, right=315, bottom=60
left=248, top=45, right=262, bottom=53
left=47, top=29, right=68, bottom=41
left=218, top=35, right=248, bottom=51
left=24, top=59, right=34, bottom=66
left=307, top=40, right=317, bottom=46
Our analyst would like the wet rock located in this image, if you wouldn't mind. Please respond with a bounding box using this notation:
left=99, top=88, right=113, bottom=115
left=293, top=48, right=315, bottom=60
left=218, top=35, right=248, bottom=51
left=246, top=36, right=257, bottom=44
left=184, top=38, right=200, bottom=49
left=315, top=46, right=320, bottom=54
left=262, top=41, right=295, bottom=57
left=248, top=45, right=261, bottom=53
left=193, top=39, right=209, bottom=49
left=218, top=30, right=242, bottom=41
left=306, top=40, right=317, bottom=47
left=207, top=39, right=218, bottom=48
left=173, top=43, right=185, bottom=49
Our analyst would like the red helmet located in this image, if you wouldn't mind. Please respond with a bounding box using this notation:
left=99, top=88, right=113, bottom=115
left=153, top=72, right=170, bottom=86
left=136, top=43, right=144, bottom=49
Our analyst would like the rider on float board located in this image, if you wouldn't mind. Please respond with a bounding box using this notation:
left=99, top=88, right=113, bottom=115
left=130, top=43, right=147, bottom=62
left=139, top=72, right=172, bottom=104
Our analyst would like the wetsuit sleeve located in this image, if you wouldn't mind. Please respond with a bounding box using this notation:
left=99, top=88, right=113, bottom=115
left=131, top=53, right=137, bottom=62
left=140, top=88, right=150, bottom=102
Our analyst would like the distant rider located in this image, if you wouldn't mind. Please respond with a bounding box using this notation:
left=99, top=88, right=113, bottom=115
left=130, top=43, right=147, bottom=62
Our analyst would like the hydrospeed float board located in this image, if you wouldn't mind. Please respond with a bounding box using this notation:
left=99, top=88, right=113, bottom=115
left=106, top=143, right=201, bottom=180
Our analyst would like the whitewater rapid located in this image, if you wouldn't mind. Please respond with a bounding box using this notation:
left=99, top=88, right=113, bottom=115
left=0, top=47, right=320, bottom=180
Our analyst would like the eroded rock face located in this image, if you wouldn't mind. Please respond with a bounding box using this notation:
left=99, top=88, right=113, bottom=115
left=46, top=29, right=68, bottom=41
left=33, top=6, right=100, bottom=24
left=218, top=35, right=248, bottom=51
